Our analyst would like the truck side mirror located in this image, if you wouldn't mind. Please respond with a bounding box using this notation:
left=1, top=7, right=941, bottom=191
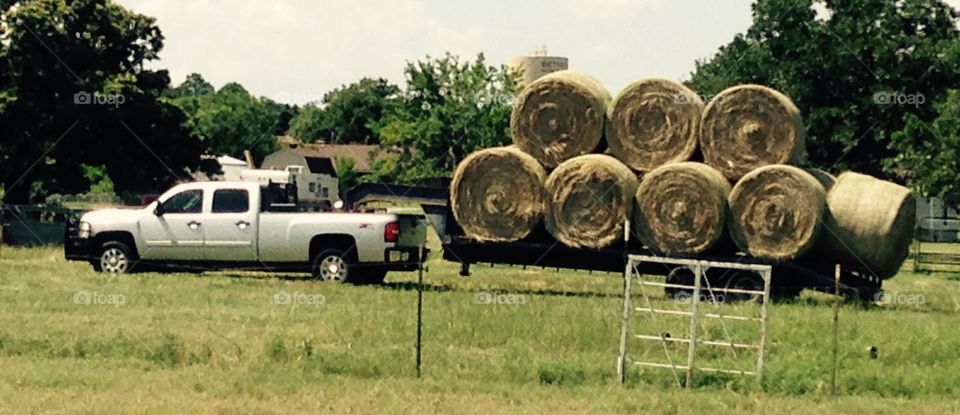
left=153, top=203, right=165, bottom=216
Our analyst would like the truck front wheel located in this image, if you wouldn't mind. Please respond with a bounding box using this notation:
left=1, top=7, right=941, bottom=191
left=311, top=249, right=351, bottom=282
left=92, top=241, right=136, bottom=274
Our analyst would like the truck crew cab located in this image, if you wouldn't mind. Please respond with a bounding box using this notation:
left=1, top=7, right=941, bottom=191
left=65, top=181, right=427, bottom=284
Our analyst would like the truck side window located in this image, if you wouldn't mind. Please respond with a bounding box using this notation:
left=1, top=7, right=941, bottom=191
left=162, top=189, right=203, bottom=214
left=212, top=189, right=250, bottom=213
left=309, top=182, right=316, bottom=193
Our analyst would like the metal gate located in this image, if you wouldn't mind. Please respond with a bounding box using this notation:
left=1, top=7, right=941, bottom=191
left=617, top=255, right=771, bottom=388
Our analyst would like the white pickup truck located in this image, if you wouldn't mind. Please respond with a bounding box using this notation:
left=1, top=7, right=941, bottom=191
left=64, top=181, right=427, bottom=283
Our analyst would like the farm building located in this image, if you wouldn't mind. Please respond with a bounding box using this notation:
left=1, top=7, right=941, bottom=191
left=261, top=142, right=377, bottom=175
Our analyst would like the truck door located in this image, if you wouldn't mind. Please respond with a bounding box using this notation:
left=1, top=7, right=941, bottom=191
left=138, top=188, right=205, bottom=260
left=203, top=187, right=258, bottom=262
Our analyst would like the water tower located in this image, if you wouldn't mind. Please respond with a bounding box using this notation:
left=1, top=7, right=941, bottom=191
left=507, top=47, right=569, bottom=87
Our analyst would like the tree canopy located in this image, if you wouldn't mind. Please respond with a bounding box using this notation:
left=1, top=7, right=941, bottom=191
left=0, top=0, right=201, bottom=203
left=372, top=53, right=518, bottom=183
left=689, top=0, right=960, bottom=185
left=288, top=77, right=400, bottom=144
left=888, top=89, right=960, bottom=207
left=167, top=78, right=295, bottom=165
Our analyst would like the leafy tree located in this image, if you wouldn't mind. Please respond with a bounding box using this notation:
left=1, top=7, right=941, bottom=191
left=169, top=82, right=295, bottom=164
left=289, top=77, right=399, bottom=144
left=689, top=0, right=960, bottom=179
left=165, top=72, right=214, bottom=98
left=81, top=164, right=115, bottom=195
left=288, top=103, right=327, bottom=143
left=373, top=53, right=518, bottom=183
left=0, top=0, right=202, bottom=203
left=888, top=89, right=960, bottom=209
left=333, top=156, right=359, bottom=194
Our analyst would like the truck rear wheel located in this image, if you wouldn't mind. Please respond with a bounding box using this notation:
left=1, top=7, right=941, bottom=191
left=311, top=249, right=352, bottom=282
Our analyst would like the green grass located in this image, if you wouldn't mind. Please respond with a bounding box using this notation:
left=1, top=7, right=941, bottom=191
left=1, top=244, right=959, bottom=414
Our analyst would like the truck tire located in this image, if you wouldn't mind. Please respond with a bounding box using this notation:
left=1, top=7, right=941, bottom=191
left=311, top=249, right=352, bottom=283
left=92, top=240, right=137, bottom=274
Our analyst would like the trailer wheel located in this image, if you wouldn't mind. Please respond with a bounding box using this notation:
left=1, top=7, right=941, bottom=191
left=722, top=271, right=765, bottom=302
left=665, top=266, right=696, bottom=300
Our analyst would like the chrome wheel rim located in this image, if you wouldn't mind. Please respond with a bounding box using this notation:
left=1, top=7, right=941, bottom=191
left=319, top=255, right=347, bottom=281
left=100, top=248, right=128, bottom=273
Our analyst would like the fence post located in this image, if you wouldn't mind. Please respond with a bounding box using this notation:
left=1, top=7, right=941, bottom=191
left=618, top=221, right=631, bottom=384
left=416, top=244, right=424, bottom=378
left=685, top=262, right=703, bottom=389
left=831, top=264, right=840, bottom=395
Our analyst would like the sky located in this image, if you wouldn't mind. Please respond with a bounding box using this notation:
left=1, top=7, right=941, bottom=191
left=114, top=0, right=960, bottom=105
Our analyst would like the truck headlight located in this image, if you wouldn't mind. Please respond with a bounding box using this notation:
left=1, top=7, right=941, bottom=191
left=78, top=222, right=91, bottom=239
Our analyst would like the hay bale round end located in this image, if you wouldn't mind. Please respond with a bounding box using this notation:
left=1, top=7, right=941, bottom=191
left=606, top=78, right=703, bottom=172
left=545, top=154, right=638, bottom=249
left=451, top=146, right=547, bottom=241
left=511, top=70, right=611, bottom=168
left=633, top=162, right=730, bottom=255
left=822, top=172, right=916, bottom=279
left=700, top=84, right=805, bottom=181
left=728, top=165, right=826, bottom=260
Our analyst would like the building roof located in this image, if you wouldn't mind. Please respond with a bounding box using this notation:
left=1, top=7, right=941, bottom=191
left=287, top=143, right=378, bottom=173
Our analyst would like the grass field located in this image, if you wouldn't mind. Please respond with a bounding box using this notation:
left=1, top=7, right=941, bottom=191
left=1, top=241, right=959, bottom=414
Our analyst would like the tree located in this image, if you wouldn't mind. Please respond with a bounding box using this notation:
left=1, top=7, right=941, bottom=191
left=289, top=77, right=400, bottom=144
left=169, top=82, right=295, bottom=164
left=333, top=156, right=359, bottom=195
left=888, top=89, right=960, bottom=209
left=0, top=0, right=202, bottom=203
left=287, top=103, right=328, bottom=143
left=373, top=53, right=518, bottom=183
left=165, top=72, right=214, bottom=98
left=688, top=0, right=960, bottom=180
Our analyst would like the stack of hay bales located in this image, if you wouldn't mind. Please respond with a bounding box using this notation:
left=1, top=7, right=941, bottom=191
left=450, top=70, right=916, bottom=277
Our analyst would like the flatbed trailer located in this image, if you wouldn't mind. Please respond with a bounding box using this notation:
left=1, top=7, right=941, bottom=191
left=345, top=183, right=884, bottom=300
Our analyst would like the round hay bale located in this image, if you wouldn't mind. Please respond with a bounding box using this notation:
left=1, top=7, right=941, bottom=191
left=545, top=154, right=638, bottom=249
left=633, top=162, right=730, bottom=255
left=728, top=165, right=826, bottom=260
left=511, top=70, right=611, bottom=168
left=700, top=84, right=805, bottom=181
left=606, top=78, right=703, bottom=172
left=450, top=146, right=547, bottom=241
left=821, top=172, right=916, bottom=279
